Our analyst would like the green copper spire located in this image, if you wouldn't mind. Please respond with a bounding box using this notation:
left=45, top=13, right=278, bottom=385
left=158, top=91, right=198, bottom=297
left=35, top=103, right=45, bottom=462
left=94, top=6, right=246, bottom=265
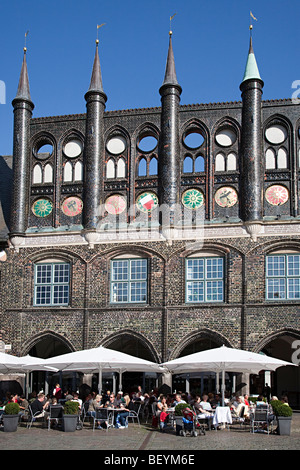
left=241, top=35, right=262, bottom=83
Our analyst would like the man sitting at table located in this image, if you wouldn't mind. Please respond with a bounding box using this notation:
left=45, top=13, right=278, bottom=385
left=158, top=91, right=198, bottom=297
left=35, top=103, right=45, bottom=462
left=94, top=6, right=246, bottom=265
left=105, top=393, right=119, bottom=408
left=172, top=394, right=186, bottom=407
left=30, top=393, right=50, bottom=424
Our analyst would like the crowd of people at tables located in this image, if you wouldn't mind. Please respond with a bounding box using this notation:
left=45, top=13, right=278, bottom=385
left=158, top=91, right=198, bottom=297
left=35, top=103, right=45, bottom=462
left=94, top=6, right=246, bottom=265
left=0, top=382, right=290, bottom=430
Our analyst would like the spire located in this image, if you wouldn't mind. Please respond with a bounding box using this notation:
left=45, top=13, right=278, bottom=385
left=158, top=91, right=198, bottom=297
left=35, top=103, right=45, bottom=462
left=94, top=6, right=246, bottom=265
left=161, top=31, right=180, bottom=88
left=241, top=29, right=262, bottom=84
left=87, top=39, right=105, bottom=94
left=14, top=47, right=32, bottom=102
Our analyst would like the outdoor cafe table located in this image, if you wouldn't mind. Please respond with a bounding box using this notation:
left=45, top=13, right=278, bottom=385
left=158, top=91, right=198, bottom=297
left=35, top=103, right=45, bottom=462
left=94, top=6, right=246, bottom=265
left=213, top=406, right=232, bottom=428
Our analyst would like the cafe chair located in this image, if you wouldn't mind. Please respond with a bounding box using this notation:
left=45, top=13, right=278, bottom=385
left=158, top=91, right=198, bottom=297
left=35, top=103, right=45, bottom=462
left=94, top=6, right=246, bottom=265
left=26, top=405, right=46, bottom=429
left=126, top=403, right=141, bottom=427
left=92, top=408, right=113, bottom=432
left=47, top=405, right=64, bottom=430
left=250, top=408, right=271, bottom=434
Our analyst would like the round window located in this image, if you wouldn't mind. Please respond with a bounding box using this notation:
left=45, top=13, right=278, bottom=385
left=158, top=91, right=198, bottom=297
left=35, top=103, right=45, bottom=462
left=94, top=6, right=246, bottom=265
left=106, top=136, right=126, bottom=155
left=63, top=140, right=83, bottom=158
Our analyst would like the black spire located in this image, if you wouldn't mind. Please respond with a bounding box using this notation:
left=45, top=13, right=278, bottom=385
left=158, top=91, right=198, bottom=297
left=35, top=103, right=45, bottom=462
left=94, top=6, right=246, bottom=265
left=161, top=32, right=181, bottom=89
left=14, top=47, right=33, bottom=103
left=87, top=39, right=105, bottom=95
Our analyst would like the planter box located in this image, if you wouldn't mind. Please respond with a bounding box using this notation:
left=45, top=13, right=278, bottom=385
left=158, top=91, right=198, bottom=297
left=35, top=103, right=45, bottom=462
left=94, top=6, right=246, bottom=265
left=63, top=414, right=78, bottom=432
left=3, top=414, right=19, bottom=432
left=277, top=417, right=292, bottom=436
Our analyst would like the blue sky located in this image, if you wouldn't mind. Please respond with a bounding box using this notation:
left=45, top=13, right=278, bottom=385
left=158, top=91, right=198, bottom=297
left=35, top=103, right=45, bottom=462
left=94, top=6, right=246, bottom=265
left=0, top=0, right=299, bottom=155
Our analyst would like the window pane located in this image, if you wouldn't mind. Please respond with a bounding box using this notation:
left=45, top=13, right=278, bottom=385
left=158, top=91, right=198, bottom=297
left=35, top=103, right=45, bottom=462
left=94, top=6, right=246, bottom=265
left=186, top=259, right=204, bottom=280
left=54, top=264, right=69, bottom=284
left=112, top=282, right=128, bottom=302
left=206, top=280, right=223, bottom=302
left=287, top=255, right=300, bottom=277
left=36, top=265, right=52, bottom=284
left=35, top=285, right=51, bottom=305
left=206, top=258, right=223, bottom=279
left=130, top=259, right=147, bottom=280
left=112, top=260, right=128, bottom=281
left=287, top=278, right=300, bottom=299
left=130, top=281, right=147, bottom=302
left=266, top=278, right=285, bottom=299
left=186, top=281, right=204, bottom=302
left=53, top=285, right=69, bottom=305
left=267, top=256, right=285, bottom=277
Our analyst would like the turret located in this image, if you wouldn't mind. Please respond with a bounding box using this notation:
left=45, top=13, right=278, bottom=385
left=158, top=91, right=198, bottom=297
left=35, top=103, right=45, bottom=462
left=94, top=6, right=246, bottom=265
left=240, top=31, right=264, bottom=225
left=158, top=31, right=182, bottom=229
left=83, top=38, right=107, bottom=234
left=10, top=46, right=34, bottom=240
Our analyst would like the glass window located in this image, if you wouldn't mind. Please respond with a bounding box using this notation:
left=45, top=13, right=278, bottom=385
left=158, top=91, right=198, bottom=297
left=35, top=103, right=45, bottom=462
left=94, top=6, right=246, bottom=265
left=34, top=263, right=70, bottom=306
left=186, top=257, right=224, bottom=303
left=266, top=254, right=300, bottom=300
left=111, top=259, right=147, bottom=303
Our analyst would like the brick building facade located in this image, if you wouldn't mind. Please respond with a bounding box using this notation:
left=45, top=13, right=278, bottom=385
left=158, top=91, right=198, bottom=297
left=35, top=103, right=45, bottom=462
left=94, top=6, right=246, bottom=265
left=0, top=31, right=299, bottom=401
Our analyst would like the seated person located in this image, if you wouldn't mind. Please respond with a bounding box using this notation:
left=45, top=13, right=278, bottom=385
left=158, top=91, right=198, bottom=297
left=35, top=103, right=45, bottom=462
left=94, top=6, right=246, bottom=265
left=116, top=402, right=130, bottom=428
left=172, top=393, right=187, bottom=407
left=200, top=395, right=213, bottom=412
left=30, top=393, right=50, bottom=422
left=105, top=393, right=119, bottom=408
left=71, top=392, right=82, bottom=410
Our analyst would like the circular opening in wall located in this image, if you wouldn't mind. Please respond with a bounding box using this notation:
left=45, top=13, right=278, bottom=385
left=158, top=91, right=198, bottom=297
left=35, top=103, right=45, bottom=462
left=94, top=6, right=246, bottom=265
left=63, top=140, right=83, bottom=158
left=137, top=135, right=158, bottom=153
left=106, top=136, right=126, bottom=155
left=183, top=132, right=205, bottom=149
left=35, top=143, right=53, bottom=160
left=265, top=125, right=287, bottom=145
left=215, top=128, right=237, bottom=147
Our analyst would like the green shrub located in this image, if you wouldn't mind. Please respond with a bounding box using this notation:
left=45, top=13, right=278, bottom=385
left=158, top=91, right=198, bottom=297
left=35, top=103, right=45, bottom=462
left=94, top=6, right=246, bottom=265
left=175, top=403, right=189, bottom=416
left=271, top=400, right=292, bottom=417
left=63, top=400, right=79, bottom=415
left=4, top=402, right=20, bottom=415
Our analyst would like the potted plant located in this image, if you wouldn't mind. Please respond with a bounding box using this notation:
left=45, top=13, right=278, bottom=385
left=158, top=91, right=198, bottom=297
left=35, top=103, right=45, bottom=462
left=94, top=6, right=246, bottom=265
left=271, top=400, right=293, bottom=436
left=3, top=402, right=20, bottom=432
left=174, top=403, right=189, bottom=435
left=62, top=400, right=79, bottom=432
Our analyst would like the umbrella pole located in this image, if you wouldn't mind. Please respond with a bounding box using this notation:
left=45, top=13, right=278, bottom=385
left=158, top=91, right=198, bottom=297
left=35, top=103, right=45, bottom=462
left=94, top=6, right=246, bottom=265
left=221, top=370, right=225, bottom=407
left=119, top=370, right=122, bottom=392
left=98, top=366, right=102, bottom=395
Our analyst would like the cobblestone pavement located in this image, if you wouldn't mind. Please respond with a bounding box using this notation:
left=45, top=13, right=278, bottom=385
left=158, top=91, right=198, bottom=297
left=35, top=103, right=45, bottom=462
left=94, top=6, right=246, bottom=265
left=1, top=413, right=300, bottom=453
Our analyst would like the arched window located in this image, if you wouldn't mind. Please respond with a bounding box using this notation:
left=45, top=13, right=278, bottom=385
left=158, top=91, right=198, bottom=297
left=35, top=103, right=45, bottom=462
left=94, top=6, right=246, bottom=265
left=186, top=253, right=224, bottom=303
left=44, top=164, right=53, bottom=183
left=149, top=157, right=158, bottom=175
left=227, top=153, right=237, bottom=171
left=117, top=158, right=126, bottom=178
left=215, top=154, right=225, bottom=172
left=183, top=156, right=193, bottom=173
left=74, top=161, right=83, bottom=181
left=266, top=251, right=300, bottom=300
left=34, top=260, right=70, bottom=306
left=138, top=158, right=147, bottom=177
left=33, top=164, right=42, bottom=184
left=110, top=256, right=148, bottom=303
left=106, top=159, right=115, bottom=179
left=64, top=161, right=73, bottom=182
left=266, top=148, right=276, bottom=170
left=277, top=148, right=287, bottom=169
left=194, top=155, right=205, bottom=172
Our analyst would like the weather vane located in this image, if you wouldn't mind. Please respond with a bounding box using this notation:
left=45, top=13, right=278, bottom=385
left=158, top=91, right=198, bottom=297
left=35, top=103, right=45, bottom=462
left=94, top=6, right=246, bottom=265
left=24, top=30, right=29, bottom=52
left=96, top=23, right=106, bottom=44
left=249, top=11, right=257, bottom=35
left=169, top=13, right=177, bottom=36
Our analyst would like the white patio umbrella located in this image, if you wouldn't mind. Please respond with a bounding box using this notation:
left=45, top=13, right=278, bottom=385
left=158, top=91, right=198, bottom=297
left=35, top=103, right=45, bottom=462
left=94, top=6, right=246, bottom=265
left=0, top=353, right=58, bottom=398
left=161, top=345, right=297, bottom=406
left=26, top=346, right=165, bottom=393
